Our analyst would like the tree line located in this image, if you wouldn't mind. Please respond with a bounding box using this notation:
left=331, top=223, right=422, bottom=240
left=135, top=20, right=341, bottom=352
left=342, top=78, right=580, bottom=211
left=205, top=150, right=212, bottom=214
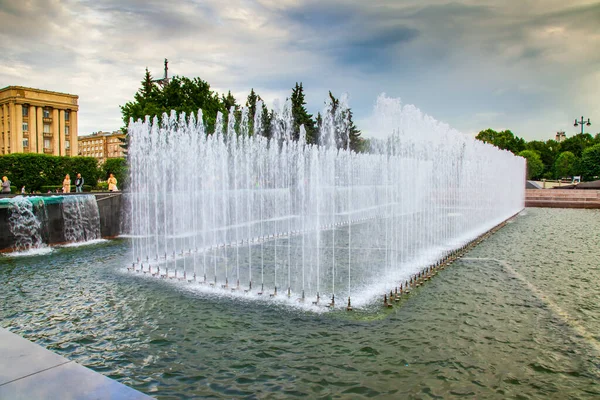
left=475, top=129, right=600, bottom=181
left=120, top=70, right=366, bottom=152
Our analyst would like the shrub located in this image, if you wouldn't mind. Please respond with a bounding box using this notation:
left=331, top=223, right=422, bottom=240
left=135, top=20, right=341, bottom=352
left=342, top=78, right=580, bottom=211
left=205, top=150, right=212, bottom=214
left=0, top=154, right=101, bottom=191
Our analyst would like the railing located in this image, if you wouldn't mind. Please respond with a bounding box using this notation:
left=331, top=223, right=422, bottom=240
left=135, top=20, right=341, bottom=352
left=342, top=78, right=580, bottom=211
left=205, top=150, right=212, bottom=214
left=43, top=148, right=53, bottom=154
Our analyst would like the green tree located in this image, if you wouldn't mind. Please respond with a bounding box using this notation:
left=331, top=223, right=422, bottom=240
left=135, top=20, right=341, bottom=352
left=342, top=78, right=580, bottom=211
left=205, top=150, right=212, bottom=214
left=558, top=133, right=594, bottom=158
left=476, top=129, right=526, bottom=154
left=525, top=140, right=558, bottom=177
left=290, top=82, right=317, bottom=143
left=324, top=92, right=365, bottom=152
left=518, top=150, right=544, bottom=180
left=120, top=68, right=163, bottom=127
left=553, top=151, right=577, bottom=178
left=121, top=73, right=226, bottom=134
left=579, top=144, right=600, bottom=181
left=246, top=88, right=270, bottom=135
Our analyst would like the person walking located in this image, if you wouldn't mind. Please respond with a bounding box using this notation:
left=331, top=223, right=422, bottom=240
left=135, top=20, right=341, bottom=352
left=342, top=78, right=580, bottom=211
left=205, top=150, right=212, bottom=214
left=75, top=173, right=84, bottom=193
left=107, top=173, right=118, bottom=192
left=1, top=176, right=11, bottom=194
left=62, top=174, right=71, bottom=193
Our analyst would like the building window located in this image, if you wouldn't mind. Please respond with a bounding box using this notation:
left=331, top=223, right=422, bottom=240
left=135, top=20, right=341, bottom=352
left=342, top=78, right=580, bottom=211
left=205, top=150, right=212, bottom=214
left=43, top=109, right=50, bottom=118
left=65, top=126, right=69, bottom=135
left=44, top=139, right=51, bottom=149
left=43, top=124, right=50, bottom=133
left=65, top=140, right=70, bottom=149
left=65, top=111, right=70, bottom=121
left=22, top=106, right=28, bottom=117
left=23, top=138, right=28, bottom=148
left=22, top=122, right=28, bottom=132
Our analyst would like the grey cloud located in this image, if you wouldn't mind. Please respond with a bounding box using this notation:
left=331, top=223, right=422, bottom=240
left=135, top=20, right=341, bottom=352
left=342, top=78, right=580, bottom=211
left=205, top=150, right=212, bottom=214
left=0, top=0, right=598, bottom=140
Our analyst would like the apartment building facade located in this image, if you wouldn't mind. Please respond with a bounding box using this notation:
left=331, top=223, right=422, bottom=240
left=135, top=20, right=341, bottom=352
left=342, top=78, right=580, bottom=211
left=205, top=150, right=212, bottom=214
left=0, top=86, right=79, bottom=156
left=78, top=131, right=126, bottom=163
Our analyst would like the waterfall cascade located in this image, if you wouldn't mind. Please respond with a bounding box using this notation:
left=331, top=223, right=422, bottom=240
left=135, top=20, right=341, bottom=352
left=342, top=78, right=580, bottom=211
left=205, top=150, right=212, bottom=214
left=0, top=195, right=102, bottom=252
left=6, top=196, right=45, bottom=251
left=127, top=94, right=525, bottom=307
left=62, top=195, right=102, bottom=243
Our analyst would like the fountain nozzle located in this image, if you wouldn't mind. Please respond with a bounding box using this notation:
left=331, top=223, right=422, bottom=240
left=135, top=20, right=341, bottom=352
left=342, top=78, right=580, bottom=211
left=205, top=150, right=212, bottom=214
left=346, top=297, right=353, bottom=311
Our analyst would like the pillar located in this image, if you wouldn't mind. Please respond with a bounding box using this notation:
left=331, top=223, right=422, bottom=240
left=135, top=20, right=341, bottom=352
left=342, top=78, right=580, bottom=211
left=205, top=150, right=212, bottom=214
left=52, top=108, right=59, bottom=155
left=8, top=102, right=16, bottom=153
left=71, top=110, right=78, bottom=156
left=29, top=106, right=37, bottom=153
left=15, top=104, right=23, bottom=153
left=1, top=104, right=6, bottom=154
left=37, top=107, right=43, bottom=154
left=59, top=109, right=66, bottom=156
left=36, top=107, right=44, bottom=153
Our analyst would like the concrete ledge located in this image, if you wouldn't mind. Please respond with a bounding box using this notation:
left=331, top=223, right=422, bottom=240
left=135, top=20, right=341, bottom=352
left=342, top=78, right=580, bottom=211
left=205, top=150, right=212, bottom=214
left=0, top=328, right=152, bottom=400
left=525, top=200, right=600, bottom=209
left=525, top=189, right=600, bottom=209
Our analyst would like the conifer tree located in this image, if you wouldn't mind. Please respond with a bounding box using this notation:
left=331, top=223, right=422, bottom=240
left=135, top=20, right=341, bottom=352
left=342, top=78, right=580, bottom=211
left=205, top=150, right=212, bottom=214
left=290, top=83, right=317, bottom=144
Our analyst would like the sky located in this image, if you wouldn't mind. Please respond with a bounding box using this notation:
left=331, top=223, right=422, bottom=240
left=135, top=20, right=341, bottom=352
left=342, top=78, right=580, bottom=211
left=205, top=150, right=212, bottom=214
left=1, top=0, right=599, bottom=141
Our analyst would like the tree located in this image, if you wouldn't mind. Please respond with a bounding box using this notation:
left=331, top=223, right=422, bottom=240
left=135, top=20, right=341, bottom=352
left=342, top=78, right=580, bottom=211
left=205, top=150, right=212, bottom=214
left=120, top=68, right=163, bottom=128
left=221, top=90, right=238, bottom=114
left=121, top=73, right=227, bottom=134
left=476, top=129, right=526, bottom=154
left=553, top=151, right=577, bottom=178
left=558, top=133, right=594, bottom=158
left=246, top=88, right=259, bottom=134
left=246, top=88, right=270, bottom=135
left=290, top=83, right=317, bottom=143
left=525, top=140, right=558, bottom=177
left=261, top=104, right=273, bottom=138
left=324, top=92, right=365, bottom=152
left=579, top=144, right=600, bottom=181
left=518, top=150, right=544, bottom=180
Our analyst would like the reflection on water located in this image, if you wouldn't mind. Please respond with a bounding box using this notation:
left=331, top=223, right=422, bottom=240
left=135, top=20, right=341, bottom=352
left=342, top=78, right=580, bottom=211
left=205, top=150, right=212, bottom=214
left=1, top=208, right=599, bottom=399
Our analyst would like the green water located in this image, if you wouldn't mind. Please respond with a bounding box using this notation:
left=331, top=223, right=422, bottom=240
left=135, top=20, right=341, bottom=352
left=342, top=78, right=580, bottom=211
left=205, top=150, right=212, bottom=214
left=1, top=208, right=599, bottom=399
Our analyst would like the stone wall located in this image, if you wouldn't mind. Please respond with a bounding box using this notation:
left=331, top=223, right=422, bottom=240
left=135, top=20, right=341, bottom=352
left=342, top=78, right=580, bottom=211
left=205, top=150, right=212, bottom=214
left=525, top=189, right=600, bottom=208
left=95, top=193, right=122, bottom=237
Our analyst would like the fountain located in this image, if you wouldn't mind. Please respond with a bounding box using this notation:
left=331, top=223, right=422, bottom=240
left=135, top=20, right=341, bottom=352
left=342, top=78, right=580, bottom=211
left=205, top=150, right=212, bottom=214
left=126, top=94, right=525, bottom=308
left=0, top=195, right=102, bottom=252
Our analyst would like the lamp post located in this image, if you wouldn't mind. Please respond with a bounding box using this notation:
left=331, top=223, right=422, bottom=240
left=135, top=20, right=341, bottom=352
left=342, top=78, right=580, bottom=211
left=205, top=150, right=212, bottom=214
left=574, top=116, right=591, bottom=135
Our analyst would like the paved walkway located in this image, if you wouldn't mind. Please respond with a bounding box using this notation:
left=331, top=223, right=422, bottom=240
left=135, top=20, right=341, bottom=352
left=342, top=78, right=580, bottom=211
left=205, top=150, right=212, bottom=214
left=0, top=327, right=152, bottom=400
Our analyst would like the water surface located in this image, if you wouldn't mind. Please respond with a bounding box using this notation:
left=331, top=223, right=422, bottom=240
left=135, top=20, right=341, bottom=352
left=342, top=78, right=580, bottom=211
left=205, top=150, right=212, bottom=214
left=1, top=208, right=599, bottom=399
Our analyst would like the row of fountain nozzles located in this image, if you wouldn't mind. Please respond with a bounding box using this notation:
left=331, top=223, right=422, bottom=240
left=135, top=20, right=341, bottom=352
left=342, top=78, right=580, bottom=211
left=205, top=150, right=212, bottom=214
left=381, top=217, right=511, bottom=309
left=382, top=238, right=485, bottom=308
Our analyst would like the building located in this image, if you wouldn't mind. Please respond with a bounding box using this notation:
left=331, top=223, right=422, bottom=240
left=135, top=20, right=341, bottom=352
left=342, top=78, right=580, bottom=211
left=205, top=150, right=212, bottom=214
left=0, top=86, right=78, bottom=155
left=555, top=131, right=566, bottom=142
left=78, top=131, right=126, bottom=163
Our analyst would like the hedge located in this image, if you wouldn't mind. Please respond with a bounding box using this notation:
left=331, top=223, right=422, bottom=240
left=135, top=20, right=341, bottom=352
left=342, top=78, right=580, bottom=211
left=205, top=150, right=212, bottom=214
left=0, top=153, right=105, bottom=192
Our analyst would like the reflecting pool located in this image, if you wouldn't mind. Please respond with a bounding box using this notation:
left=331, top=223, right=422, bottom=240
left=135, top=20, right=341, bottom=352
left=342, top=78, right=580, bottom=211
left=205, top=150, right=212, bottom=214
left=1, top=208, right=599, bottom=399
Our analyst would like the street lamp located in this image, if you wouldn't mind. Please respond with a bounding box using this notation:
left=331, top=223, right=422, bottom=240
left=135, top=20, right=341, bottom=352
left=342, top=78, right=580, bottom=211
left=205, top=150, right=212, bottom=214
left=574, top=116, right=591, bottom=135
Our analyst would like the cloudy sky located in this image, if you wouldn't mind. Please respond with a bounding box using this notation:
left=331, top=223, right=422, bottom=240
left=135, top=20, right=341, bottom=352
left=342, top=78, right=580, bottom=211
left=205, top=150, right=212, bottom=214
left=1, top=0, right=599, bottom=140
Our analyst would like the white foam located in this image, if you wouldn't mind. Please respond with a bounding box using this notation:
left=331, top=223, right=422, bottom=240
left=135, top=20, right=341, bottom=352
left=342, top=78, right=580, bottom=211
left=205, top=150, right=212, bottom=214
left=4, top=247, right=54, bottom=257
left=59, top=239, right=109, bottom=248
